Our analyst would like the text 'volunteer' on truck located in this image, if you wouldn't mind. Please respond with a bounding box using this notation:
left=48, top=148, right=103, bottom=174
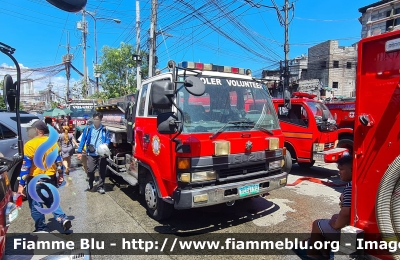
left=98, top=61, right=289, bottom=220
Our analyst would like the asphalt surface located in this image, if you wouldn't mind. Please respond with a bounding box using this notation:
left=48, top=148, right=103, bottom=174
left=4, top=157, right=345, bottom=260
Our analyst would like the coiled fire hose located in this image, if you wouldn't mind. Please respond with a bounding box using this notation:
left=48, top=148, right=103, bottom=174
left=376, top=155, right=400, bottom=260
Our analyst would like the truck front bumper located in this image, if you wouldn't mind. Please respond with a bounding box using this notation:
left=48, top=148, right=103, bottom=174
left=173, top=171, right=288, bottom=210
left=313, top=148, right=349, bottom=163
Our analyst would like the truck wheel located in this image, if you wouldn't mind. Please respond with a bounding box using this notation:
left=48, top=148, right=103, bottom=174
left=283, top=150, right=292, bottom=174
left=298, top=161, right=315, bottom=168
left=337, top=139, right=353, bottom=155
left=144, top=175, right=173, bottom=221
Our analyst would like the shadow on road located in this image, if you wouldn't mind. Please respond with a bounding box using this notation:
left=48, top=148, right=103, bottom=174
left=108, top=175, right=281, bottom=235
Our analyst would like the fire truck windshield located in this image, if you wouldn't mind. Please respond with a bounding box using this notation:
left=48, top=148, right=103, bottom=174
left=176, top=76, right=280, bottom=133
left=306, top=101, right=334, bottom=123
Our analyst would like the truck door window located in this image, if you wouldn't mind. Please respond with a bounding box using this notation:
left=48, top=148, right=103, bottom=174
left=0, top=124, right=16, bottom=139
left=278, top=104, right=308, bottom=127
left=148, top=81, right=172, bottom=117
left=138, top=84, right=149, bottom=116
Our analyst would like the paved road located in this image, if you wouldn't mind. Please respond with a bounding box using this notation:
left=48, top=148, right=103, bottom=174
left=5, top=157, right=345, bottom=260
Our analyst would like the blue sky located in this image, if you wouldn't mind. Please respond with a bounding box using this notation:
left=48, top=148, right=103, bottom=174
left=0, top=0, right=371, bottom=95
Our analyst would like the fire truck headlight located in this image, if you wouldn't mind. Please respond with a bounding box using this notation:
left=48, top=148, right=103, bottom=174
left=180, top=173, right=191, bottom=183
left=269, top=160, right=281, bottom=170
left=191, top=171, right=216, bottom=182
left=268, top=138, right=279, bottom=150
left=313, top=143, right=325, bottom=152
left=193, top=194, right=208, bottom=203
left=214, top=141, right=230, bottom=156
left=177, top=158, right=191, bottom=170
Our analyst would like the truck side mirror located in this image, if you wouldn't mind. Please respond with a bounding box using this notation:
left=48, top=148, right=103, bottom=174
left=184, top=76, right=205, bottom=96
left=322, top=110, right=330, bottom=121
left=3, top=74, right=16, bottom=112
left=151, top=81, right=175, bottom=109
left=45, top=0, right=87, bottom=12
left=157, top=112, right=179, bottom=134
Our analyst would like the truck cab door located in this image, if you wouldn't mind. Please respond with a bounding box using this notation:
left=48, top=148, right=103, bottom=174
left=134, top=80, right=174, bottom=187
left=277, top=104, right=313, bottom=161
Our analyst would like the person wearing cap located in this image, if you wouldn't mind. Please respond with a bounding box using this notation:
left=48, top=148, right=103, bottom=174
left=17, top=120, right=72, bottom=233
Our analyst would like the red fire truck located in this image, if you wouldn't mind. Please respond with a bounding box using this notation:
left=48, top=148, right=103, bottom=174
left=325, top=97, right=355, bottom=154
left=97, top=61, right=288, bottom=220
left=270, top=92, right=348, bottom=172
left=336, top=29, right=400, bottom=259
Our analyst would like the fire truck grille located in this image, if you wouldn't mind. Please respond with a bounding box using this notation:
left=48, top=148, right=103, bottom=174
left=324, top=142, right=335, bottom=150
left=218, top=163, right=266, bottom=179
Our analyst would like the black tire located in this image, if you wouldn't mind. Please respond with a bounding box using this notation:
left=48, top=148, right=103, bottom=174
left=283, top=150, right=293, bottom=174
left=298, top=161, right=315, bottom=168
left=144, top=175, right=173, bottom=221
left=337, top=139, right=353, bottom=155
left=9, top=161, right=22, bottom=192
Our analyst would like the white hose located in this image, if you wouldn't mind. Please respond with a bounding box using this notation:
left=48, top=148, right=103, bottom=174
left=376, top=155, right=400, bottom=259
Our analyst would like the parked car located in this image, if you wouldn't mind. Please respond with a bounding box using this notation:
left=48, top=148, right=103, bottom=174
left=0, top=111, right=39, bottom=191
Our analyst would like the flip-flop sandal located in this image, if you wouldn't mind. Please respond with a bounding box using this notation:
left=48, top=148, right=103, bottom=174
left=292, top=248, right=321, bottom=260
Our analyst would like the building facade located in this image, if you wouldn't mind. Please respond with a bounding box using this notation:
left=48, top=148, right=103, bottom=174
left=289, top=55, right=308, bottom=82
left=359, top=0, right=400, bottom=38
left=307, top=40, right=357, bottom=98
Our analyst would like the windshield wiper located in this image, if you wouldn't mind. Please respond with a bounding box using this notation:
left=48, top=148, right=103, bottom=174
left=209, top=120, right=254, bottom=139
left=253, top=126, right=274, bottom=135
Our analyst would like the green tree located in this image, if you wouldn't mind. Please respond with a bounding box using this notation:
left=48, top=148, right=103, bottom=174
left=50, top=101, right=58, bottom=109
left=96, top=42, right=148, bottom=99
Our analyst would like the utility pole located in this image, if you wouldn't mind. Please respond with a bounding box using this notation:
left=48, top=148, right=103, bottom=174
left=136, top=0, right=142, bottom=90
left=283, top=0, right=290, bottom=98
left=148, top=0, right=157, bottom=77
left=61, top=31, right=74, bottom=103
left=79, top=9, right=88, bottom=98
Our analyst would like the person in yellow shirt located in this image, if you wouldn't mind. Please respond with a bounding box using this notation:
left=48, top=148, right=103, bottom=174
left=17, top=120, right=72, bottom=233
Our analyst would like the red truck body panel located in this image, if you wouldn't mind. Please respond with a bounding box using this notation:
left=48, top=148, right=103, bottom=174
left=134, top=117, right=285, bottom=197
left=353, top=30, right=400, bottom=258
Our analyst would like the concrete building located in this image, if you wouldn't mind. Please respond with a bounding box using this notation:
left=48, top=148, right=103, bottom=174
left=289, top=55, right=308, bottom=82
left=359, top=0, right=400, bottom=38
left=307, top=40, right=357, bottom=98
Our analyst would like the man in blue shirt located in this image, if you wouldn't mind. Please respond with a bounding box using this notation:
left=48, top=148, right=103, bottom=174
left=77, top=112, right=110, bottom=194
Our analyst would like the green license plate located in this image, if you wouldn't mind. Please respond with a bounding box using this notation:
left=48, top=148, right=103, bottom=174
left=238, top=184, right=260, bottom=197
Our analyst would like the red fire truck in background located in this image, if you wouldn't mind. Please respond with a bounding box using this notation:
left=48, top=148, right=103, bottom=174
left=325, top=97, right=355, bottom=154
left=337, top=29, right=400, bottom=259
left=272, top=92, right=348, bottom=172
left=97, top=61, right=289, bottom=220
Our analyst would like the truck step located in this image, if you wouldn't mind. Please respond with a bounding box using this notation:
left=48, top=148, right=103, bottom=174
left=107, top=166, right=138, bottom=186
